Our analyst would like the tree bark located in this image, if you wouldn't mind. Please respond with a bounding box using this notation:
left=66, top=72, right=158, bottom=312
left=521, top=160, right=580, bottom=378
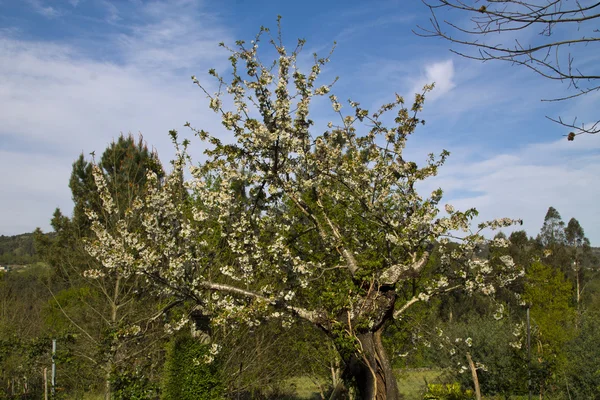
left=354, top=330, right=400, bottom=399
left=330, top=329, right=400, bottom=400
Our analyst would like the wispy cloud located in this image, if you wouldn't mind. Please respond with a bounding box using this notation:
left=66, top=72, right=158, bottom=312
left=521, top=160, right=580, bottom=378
left=101, top=0, right=120, bottom=23
left=113, top=1, right=231, bottom=74
left=26, top=0, right=62, bottom=18
left=421, top=135, right=600, bottom=243
left=410, top=59, right=455, bottom=101
left=334, top=14, right=416, bottom=44
left=0, top=0, right=232, bottom=235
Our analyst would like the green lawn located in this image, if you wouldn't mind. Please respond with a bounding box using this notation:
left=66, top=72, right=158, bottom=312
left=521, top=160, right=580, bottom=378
left=286, top=368, right=446, bottom=399
left=396, top=368, right=446, bottom=400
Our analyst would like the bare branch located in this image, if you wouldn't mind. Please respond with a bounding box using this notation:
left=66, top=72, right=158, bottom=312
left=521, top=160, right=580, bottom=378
left=546, top=116, right=600, bottom=138
left=415, top=0, right=600, bottom=138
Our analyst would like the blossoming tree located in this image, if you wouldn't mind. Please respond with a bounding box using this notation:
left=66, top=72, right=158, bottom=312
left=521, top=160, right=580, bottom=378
left=85, top=22, right=523, bottom=399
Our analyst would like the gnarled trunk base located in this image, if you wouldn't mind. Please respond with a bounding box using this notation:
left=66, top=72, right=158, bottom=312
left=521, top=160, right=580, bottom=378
left=329, top=329, right=399, bottom=400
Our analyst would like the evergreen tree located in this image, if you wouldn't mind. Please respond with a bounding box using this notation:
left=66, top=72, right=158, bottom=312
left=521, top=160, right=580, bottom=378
left=35, top=134, right=169, bottom=399
left=69, top=133, right=164, bottom=234
left=565, top=218, right=589, bottom=248
left=523, top=261, right=576, bottom=397
left=538, top=206, right=565, bottom=247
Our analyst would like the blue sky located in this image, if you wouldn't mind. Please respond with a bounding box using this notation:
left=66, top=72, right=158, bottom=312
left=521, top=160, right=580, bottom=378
left=1, top=0, right=599, bottom=244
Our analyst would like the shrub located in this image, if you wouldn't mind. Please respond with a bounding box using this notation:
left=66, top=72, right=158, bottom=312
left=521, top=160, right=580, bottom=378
left=161, top=335, right=223, bottom=400
left=423, top=382, right=475, bottom=400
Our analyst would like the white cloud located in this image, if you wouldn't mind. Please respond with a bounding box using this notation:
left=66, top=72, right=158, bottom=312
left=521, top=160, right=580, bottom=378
left=114, top=1, right=231, bottom=74
left=0, top=1, right=232, bottom=235
left=422, top=134, right=600, bottom=244
left=101, top=0, right=119, bottom=23
left=0, top=150, right=71, bottom=234
left=410, top=60, right=455, bottom=101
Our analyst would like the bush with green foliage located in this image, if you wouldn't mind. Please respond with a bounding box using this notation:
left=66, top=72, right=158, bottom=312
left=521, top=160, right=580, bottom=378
left=565, top=310, right=600, bottom=398
left=111, top=367, right=159, bottom=400
left=162, top=334, right=224, bottom=400
left=423, top=382, right=474, bottom=400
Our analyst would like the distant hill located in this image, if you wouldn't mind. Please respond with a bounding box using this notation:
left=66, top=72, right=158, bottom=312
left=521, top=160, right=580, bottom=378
left=0, top=232, right=40, bottom=265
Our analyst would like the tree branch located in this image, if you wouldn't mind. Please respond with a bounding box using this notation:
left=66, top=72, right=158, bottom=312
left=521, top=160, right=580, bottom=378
left=379, top=250, right=431, bottom=286
left=414, top=0, right=600, bottom=138
left=197, top=281, right=324, bottom=326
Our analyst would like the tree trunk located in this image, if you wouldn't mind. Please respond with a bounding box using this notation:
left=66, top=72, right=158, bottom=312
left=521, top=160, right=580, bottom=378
left=330, top=328, right=399, bottom=400
left=355, top=329, right=400, bottom=399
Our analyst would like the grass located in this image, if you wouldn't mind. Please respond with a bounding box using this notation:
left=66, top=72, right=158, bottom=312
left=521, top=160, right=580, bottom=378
left=396, top=368, right=446, bottom=400
left=285, top=368, right=446, bottom=399
left=286, top=376, right=327, bottom=399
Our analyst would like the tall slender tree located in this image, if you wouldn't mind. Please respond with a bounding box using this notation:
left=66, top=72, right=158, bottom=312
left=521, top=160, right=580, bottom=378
left=538, top=207, right=566, bottom=247
left=565, top=218, right=591, bottom=310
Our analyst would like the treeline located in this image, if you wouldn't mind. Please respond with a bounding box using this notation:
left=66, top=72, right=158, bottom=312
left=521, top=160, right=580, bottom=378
left=387, top=207, right=600, bottom=398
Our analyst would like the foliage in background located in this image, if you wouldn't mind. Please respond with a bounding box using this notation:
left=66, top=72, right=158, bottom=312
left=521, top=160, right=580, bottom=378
left=0, top=233, right=39, bottom=265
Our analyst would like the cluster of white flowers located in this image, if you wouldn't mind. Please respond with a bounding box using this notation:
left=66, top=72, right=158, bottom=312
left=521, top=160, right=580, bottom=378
left=119, top=324, right=141, bottom=337
left=209, top=343, right=221, bottom=356
left=509, top=340, right=522, bottom=349
left=329, top=94, right=342, bottom=112
left=283, top=291, right=295, bottom=301
left=480, top=217, right=522, bottom=230
left=91, top=165, right=115, bottom=215
left=493, top=304, right=505, bottom=320
left=209, top=96, right=222, bottom=112
left=164, top=316, right=189, bottom=334
left=475, top=362, right=488, bottom=372
left=480, top=284, right=496, bottom=296
left=436, top=276, right=449, bottom=289
left=491, top=237, right=510, bottom=248
left=499, top=255, right=515, bottom=268
left=314, top=85, right=330, bottom=95
left=83, top=269, right=105, bottom=279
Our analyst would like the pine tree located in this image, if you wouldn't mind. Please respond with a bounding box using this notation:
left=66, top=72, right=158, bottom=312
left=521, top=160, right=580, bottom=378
left=35, top=133, right=168, bottom=398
